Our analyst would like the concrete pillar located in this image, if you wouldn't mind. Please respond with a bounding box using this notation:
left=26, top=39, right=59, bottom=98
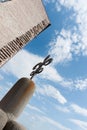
left=0, top=109, right=8, bottom=130
left=3, top=120, right=26, bottom=130
left=0, top=78, right=35, bottom=118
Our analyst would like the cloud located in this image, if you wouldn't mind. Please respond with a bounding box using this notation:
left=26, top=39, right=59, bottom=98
left=49, top=29, right=72, bottom=64
left=60, top=74, right=87, bottom=91
left=46, top=0, right=87, bottom=91
left=0, top=85, right=8, bottom=100
left=41, top=65, right=63, bottom=82
left=70, top=104, right=87, bottom=117
left=43, top=0, right=55, bottom=4
left=0, top=49, right=66, bottom=87
left=1, top=0, right=87, bottom=91
left=0, top=74, right=4, bottom=80
left=2, top=49, right=42, bottom=79
left=56, top=105, right=70, bottom=113
left=48, top=28, right=86, bottom=65
left=55, top=103, right=87, bottom=116
left=47, top=0, right=87, bottom=59
left=26, top=104, right=44, bottom=114
left=2, top=49, right=87, bottom=91
left=63, top=78, right=87, bottom=90
left=20, top=110, right=71, bottom=130
left=2, top=49, right=63, bottom=83
left=70, top=119, right=87, bottom=130
left=74, top=78, right=87, bottom=90
left=39, top=115, right=71, bottom=130
left=36, top=84, right=67, bottom=104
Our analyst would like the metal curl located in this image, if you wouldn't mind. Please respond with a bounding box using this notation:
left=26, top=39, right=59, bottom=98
left=30, top=55, right=53, bottom=79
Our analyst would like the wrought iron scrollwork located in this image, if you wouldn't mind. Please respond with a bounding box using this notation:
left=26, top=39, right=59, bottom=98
left=30, top=55, right=53, bottom=79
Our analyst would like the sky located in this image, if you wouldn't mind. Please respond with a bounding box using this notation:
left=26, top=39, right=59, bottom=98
left=0, top=0, right=87, bottom=130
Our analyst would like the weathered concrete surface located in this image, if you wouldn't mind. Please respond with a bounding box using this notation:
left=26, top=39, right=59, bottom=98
left=0, top=78, right=35, bottom=129
left=0, top=78, right=35, bottom=118
left=3, top=120, right=26, bottom=130
left=0, top=109, right=8, bottom=130
left=0, top=0, right=50, bottom=67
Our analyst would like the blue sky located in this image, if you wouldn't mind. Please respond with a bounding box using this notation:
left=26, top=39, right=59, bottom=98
left=0, top=0, right=87, bottom=130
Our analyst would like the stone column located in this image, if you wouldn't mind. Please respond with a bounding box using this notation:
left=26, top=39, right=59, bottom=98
left=3, top=120, right=26, bottom=130
left=0, top=78, right=35, bottom=118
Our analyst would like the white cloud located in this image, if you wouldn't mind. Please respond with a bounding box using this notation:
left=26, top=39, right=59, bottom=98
left=60, top=79, right=73, bottom=89
left=2, top=49, right=42, bottom=79
left=0, top=49, right=71, bottom=87
left=49, top=29, right=72, bottom=64
left=61, top=78, right=87, bottom=90
left=48, top=28, right=87, bottom=64
left=21, top=112, right=71, bottom=130
left=41, top=65, right=63, bottom=82
left=36, top=84, right=67, bottom=104
left=0, top=85, right=8, bottom=100
left=0, top=74, right=4, bottom=80
left=2, top=49, right=87, bottom=90
left=39, top=115, right=71, bottom=130
left=2, top=49, right=64, bottom=83
left=56, top=105, right=70, bottom=113
left=59, top=74, right=87, bottom=90
left=70, top=119, right=87, bottom=130
left=75, top=78, right=87, bottom=90
left=1, top=0, right=87, bottom=91
left=63, top=0, right=87, bottom=56
left=6, top=81, right=13, bottom=87
left=71, top=104, right=87, bottom=117
left=27, top=104, right=44, bottom=114
left=47, top=0, right=87, bottom=59
left=43, top=0, right=55, bottom=4
left=46, top=0, right=87, bottom=91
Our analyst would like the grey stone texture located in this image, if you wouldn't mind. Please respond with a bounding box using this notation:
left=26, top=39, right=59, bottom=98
left=0, top=0, right=50, bottom=67
left=3, top=120, right=26, bottom=130
left=0, top=78, right=35, bottom=129
left=0, top=109, right=8, bottom=130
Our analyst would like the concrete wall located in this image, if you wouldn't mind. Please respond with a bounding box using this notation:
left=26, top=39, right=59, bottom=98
left=0, top=0, right=50, bottom=67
